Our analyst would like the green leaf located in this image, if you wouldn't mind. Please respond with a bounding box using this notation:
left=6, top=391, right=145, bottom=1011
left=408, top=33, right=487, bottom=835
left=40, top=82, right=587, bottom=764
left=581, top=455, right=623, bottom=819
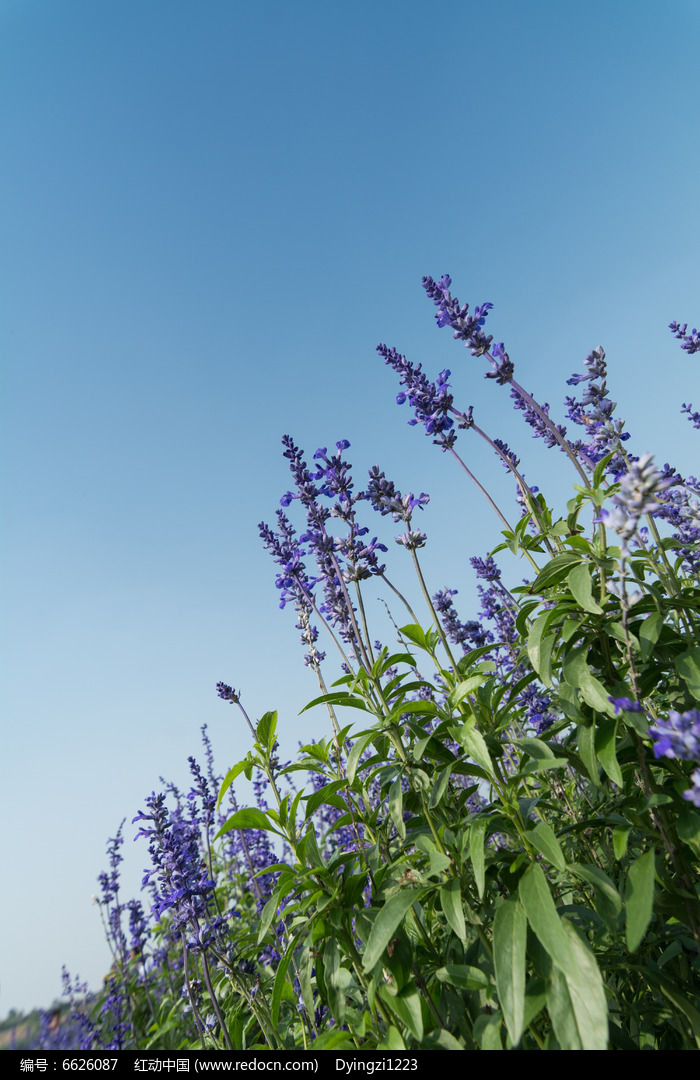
left=546, top=965, right=583, bottom=1050
left=362, top=889, right=425, bottom=972
left=256, top=710, right=277, bottom=751
left=625, top=849, right=655, bottom=952
left=559, top=920, right=608, bottom=1049
left=527, top=613, right=556, bottom=686
left=639, top=611, right=664, bottom=660
left=215, top=807, right=279, bottom=840
left=271, top=932, right=302, bottom=1028
left=577, top=722, right=599, bottom=785
left=567, top=563, right=603, bottom=614
left=469, top=817, right=488, bottom=899
left=493, top=898, right=527, bottom=1046
left=377, top=985, right=423, bottom=1043
left=595, top=715, right=623, bottom=787
left=458, top=722, right=494, bottom=775
left=429, top=762, right=455, bottom=809
left=346, top=732, right=374, bottom=785
left=675, top=647, right=700, bottom=702
left=439, top=877, right=467, bottom=945
left=569, top=863, right=622, bottom=927
left=415, top=834, right=451, bottom=878
left=448, top=675, right=485, bottom=707
left=304, top=779, right=348, bottom=820
left=388, top=776, right=406, bottom=842
left=530, top=552, right=583, bottom=593
left=377, top=1026, right=406, bottom=1051
left=430, top=1030, right=466, bottom=1050
left=398, top=624, right=429, bottom=649
left=474, top=1013, right=503, bottom=1050
left=435, top=964, right=490, bottom=991
left=529, top=822, right=566, bottom=870
left=519, top=864, right=573, bottom=967
left=563, top=646, right=615, bottom=715
left=299, top=692, right=370, bottom=715
left=612, top=825, right=630, bottom=860
left=216, top=760, right=249, bottom=810
left=514, top=736, right=555, bottom=761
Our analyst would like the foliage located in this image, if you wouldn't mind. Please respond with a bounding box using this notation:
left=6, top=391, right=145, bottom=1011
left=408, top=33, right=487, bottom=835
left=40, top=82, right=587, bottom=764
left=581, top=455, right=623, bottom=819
left=31, top=280, right=700, bottom=1051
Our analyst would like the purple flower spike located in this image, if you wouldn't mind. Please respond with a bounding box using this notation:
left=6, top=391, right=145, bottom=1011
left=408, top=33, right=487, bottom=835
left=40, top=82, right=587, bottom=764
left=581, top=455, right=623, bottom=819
left=609, top=696, right=643, bottom=714
left=377, top=344, right=456, bottom=447
left=422, top=274, right=495, bottom=359
left=669, top=321, right=700, bottom=355
left=649, top=709, right=700, bottom=762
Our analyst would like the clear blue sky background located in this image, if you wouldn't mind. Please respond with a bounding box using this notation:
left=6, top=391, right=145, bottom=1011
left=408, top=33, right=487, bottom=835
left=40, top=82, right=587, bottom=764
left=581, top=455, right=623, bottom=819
left=2, top=0, right=699, bottom=1015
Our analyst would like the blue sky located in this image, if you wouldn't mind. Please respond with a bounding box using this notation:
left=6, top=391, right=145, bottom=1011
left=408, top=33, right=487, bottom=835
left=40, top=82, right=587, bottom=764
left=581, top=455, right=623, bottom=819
left=2, top=0, right=699, bottom=1015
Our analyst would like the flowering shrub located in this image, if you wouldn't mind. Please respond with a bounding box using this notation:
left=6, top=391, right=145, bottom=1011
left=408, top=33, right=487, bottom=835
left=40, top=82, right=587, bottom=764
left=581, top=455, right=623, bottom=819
left=36, top=281, right=700, bottom=1050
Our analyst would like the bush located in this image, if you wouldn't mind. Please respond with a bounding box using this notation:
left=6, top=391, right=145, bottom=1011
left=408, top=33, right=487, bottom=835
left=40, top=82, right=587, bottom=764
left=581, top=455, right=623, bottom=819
left=38, top=278, right=700, bottom=1051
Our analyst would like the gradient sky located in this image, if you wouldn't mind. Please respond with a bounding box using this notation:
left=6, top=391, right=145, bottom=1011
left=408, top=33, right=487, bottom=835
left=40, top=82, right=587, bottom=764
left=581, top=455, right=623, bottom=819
left=2, top=0, right=699, bottom=1015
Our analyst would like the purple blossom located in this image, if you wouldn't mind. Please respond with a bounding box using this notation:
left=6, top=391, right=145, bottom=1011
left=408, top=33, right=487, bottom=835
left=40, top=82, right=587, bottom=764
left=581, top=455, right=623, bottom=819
left=132, top=793, right=227, bottom=946
left=565, top=346, right=630, bottom=476
left=681, top=403, right=700, bottom=429
left=432, top=588, right=491, bottom=652
left=649, top=709, right=700, bottom=762
left=511, top=386, right=568, bottom=450
left=377, top=344, right=456, bottom=448
left=598, top=453, right=676, bottom=543
left=422, top=274, right=495, bottom=360
left=669, top=321, right=700, bottom=355
left=609, top=696, right=643, bottom=714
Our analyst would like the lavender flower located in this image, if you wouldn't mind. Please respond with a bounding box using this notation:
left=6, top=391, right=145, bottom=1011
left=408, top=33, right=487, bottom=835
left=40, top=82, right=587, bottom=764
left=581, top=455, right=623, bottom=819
left=649, top=709, right=700, bottom=762
left=669, top=321, right=700, bottom=355
left=432, top=588, right=491, bottom=652
left=598, top=453, right=676, bottom=543
left=377, top=344, right=456, bottom=448
left=422, top=274, right=496, bottom=361
left=565, top=346, right=630, bottom=476
left=132, top=793, right=227, bottom=947
left=609, top=696, right=643, bottom=714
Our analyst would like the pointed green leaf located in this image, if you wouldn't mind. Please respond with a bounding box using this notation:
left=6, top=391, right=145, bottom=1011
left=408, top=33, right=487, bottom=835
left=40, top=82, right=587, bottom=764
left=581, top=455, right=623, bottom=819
left=346, top=732, right=374, bottom=785
left=639, top=612, right=664, bottom=660
left=439, top=877, right=467, bottom=945
left=271, top=931, right=302, bottom=1027
left=415, top=834, right=451, bottom=877
left=459, top=722, right=494, bottom=775
left=570, top=863, right=622, bottom=927
left=215, top=807, right=278, bottom=839
left=469, top=817, right=488, bottom=899
left=625, top=849, right=655, bottom=952
left=595, top=715, right=623, bottom=786
left=518, top=864, right=573, bottom=967
left=675, top=647, right=700, bottom=702
left=530, top=552, right=583, bottom=593
left=577, top=722, right=599, bottom=784
left=567, top=564, right=603, bottom=614
left=530, top=822, right=566, bottom=870
left=527, top=611, right=556, bottom=684
left=377, top=986, right=423, bottom=1042
left=256, top=710, right=277, bottom=751
left=216, top=760, right=249, bottom=809
left=493, top=899, right=527, bottom=1046
left=388, top=776, right=406, bottom=841
left=377, top=1026, right=405, bottom=1051
left=547, top=966, right=582, bottom=1050
left=362, top=889, right=425, bottom=972
left=435, top=964, right=490, bottom=991
left=559, top=920, right=608, bottom=1049
left=612, top=825, right=630, bottom=860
